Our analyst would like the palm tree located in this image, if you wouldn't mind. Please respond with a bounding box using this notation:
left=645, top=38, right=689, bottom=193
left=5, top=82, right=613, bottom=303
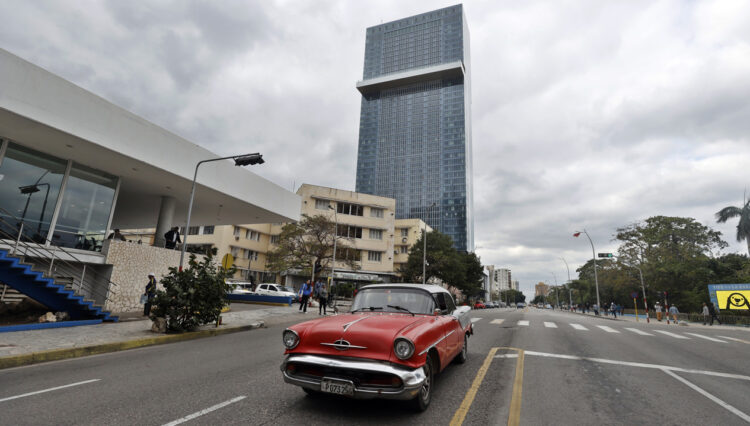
left=715, top=196, right=750, bottom=256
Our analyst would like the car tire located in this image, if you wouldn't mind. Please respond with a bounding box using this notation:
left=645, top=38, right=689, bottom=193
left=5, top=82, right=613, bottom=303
left=414, top=354, right=434, bottom=412
left=456, top=334, right=468, bottom=364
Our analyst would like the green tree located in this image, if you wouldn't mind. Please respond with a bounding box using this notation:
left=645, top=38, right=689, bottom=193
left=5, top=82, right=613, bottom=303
left=150, top=250, right=233, bottom=332
left=500, top=289, right=526, bottom=304
left=458, top=251, right=485, bottom=298
left=401, top=231, right=460, bottom=285
left=716, top=198, right=750, bottom=256
left=266, top=214, right=358, bottom=279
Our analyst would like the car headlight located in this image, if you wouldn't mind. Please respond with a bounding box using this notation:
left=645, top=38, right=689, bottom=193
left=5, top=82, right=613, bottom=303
left=393, top=337, right=415, bottom=360
left=283, top=329, right=300, bottom=349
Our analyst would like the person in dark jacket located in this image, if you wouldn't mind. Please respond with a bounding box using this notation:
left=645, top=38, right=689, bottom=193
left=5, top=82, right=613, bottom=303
left=708, top=302, right=721, bottom=325
left=164, top=227, right=181, bottom=249
left=144, top=273, right=157, bottom=316
left=107, top=229, right=126, bottom=241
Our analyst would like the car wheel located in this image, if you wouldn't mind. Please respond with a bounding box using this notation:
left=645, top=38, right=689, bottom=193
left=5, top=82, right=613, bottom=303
left=414, top=355, right=434, bottom=412
left=456, top=334, right=468, bottom=364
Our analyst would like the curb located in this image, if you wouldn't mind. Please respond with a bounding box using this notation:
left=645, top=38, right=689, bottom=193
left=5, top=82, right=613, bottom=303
left=0, top=321, right=264, bottom=370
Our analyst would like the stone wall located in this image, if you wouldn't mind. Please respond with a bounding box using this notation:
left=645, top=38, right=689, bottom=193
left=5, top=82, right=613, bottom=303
left=101, top=240, right=203, bottom=313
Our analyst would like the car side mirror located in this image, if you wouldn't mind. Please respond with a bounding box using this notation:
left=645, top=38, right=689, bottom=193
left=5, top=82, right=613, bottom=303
left=433, top=308, right=441, bottom=316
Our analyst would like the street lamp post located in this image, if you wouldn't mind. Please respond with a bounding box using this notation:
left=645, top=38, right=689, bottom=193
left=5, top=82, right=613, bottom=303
left=179, top=153, right=264, bottom=270
left=551, top=272, right=560, bottom=308
left=422, top=202, right=436, bottom=285
left=574, top=229, right=601, bottom=309
left=561, top=257, right=572, bottom=310
left=328, top=204, right=338, bottom=290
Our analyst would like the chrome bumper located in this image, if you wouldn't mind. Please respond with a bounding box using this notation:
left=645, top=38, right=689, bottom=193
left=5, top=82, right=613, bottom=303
left=280, top=354, right=426, bottom=400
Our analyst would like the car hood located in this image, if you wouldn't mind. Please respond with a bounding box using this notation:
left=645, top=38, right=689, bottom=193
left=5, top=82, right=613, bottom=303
left=292, top=313, right=432, bottom=362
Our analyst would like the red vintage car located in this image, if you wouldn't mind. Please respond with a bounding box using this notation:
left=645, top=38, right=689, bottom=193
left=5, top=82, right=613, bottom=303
left=280, top=284, right=473, bottom=411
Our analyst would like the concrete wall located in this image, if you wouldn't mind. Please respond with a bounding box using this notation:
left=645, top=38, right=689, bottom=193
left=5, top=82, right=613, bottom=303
left=101, top=240, right=201, bottom=313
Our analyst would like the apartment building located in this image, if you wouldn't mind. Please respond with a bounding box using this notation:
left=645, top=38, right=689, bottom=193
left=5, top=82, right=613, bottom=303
left=393, top=218, right=432, bottom=277
left=535, top=282, right=550, bottom=298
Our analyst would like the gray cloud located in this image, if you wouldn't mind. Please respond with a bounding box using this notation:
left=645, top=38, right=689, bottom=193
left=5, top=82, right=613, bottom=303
left=1, top=0, right=749, bottom=297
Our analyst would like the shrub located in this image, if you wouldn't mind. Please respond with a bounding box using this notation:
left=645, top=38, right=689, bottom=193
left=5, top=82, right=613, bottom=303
left=150, top=250, right=234, bottom=332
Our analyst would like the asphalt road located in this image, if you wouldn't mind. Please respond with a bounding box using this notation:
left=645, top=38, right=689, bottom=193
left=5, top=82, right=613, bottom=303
left=1, top=308, right=749, bottom=425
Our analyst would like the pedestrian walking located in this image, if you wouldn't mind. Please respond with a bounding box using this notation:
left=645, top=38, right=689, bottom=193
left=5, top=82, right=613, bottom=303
left=593, top=303, right=599, bottom=316
left=668, top=304, right=679, bottom=324
left=708, top=302, right=721, bottom=325
left=164, top=226, right=181, bottom=249
left=610, top=302, right=617, bottom=318
left=318, top=285, right=328, bottom=315
left=655, top=302, right=663, bottom=321
left=298, top=280, right=312, bottom=313
left=143, top=273, right=157, bottom=316
left=701, top=303, right=709, bottom=325
left=313, top=280, right=323, bottom=298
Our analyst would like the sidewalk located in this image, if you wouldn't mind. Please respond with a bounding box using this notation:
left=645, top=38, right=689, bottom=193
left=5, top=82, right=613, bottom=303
left=559, top=309, right=750, bottom=331
left=0, top=304, right=305, bottom=369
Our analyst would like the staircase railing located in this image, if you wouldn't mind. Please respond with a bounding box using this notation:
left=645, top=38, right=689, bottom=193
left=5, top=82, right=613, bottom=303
left=0, top=206, right=118, bottom=307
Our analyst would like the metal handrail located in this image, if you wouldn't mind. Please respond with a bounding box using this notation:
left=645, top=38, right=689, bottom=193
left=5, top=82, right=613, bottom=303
left=0, top=207, right=119, bottom=305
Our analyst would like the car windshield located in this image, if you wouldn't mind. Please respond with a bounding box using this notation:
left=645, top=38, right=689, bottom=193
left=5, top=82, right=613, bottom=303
left=351, top=288, right=435, bottom=315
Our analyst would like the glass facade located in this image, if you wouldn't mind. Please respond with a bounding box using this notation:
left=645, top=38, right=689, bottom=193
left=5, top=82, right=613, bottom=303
left=356, top=5, right=474, bottom=251
left=0, top=139, right=119, bottom=251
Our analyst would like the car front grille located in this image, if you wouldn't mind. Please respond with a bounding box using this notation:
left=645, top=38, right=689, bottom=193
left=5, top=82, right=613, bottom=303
left=285, top=362, right=403, bottom=389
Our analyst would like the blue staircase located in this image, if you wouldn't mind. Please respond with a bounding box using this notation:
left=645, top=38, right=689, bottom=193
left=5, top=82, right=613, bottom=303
left=0, top=248, right=118, bottom=322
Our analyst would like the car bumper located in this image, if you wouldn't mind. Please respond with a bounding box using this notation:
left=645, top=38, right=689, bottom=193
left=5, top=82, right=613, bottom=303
left=280, top=354, right=426, bottom=400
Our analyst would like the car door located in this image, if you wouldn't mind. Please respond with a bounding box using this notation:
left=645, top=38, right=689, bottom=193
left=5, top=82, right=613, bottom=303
left=435, top=293, right=461, bottom=358
left=257, top=284, right=268, bottom=295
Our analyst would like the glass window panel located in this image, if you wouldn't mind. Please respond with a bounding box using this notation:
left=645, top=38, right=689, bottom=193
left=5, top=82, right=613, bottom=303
left=0, top=142, right=67, bottom=243
left=53, top=162, right=117, bottom=250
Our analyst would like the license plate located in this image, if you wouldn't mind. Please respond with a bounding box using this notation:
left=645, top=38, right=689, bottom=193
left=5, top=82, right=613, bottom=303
left=320, top=378, right=354, bottom=396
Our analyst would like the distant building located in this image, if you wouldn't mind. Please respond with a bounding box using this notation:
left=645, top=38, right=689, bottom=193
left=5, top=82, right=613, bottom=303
left=355, top=4, right=474, bottom=251
left=496, top=268, right=512, bottom=291
left=512, top=280, right=520, bottom=291
left=535, top=282, right=550, bottom=298
left=393, top=218, right=432, bottom=276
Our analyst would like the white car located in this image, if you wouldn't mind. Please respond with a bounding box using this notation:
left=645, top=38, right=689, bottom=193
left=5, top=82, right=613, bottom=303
left=256, top=283, right=297, bottom=301
left=230, top=282, right=255, bottom=294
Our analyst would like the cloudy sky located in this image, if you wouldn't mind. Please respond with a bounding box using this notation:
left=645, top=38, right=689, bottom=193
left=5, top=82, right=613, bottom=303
left=2, top=0, right=749, bottom=297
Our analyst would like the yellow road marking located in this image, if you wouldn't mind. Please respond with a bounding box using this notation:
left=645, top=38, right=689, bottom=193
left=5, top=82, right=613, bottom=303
left=508, top=349, right=525, bottom=426
left=450, top=346, right=525, bottom=426
left=449, top=347, right=498, bottom=426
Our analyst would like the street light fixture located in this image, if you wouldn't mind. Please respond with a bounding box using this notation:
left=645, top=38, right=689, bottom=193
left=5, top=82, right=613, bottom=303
left=328, top=204, right=338, bottom=290
left=422, top=202, right=436, bottom=285
left=179, top=153, right=264, bottom=269
left=573, top=229, right=601, bottom=309
left=560, top=257, right=572, bottom=310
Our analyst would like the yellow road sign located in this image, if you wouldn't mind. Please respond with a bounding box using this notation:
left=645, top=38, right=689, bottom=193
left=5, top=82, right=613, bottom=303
left=716, top=290, right=750, bottom=310
left=221, top=253, right=234, bottom=270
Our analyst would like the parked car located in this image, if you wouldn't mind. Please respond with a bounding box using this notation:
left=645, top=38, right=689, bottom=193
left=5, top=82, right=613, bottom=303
left=256, top=283, right=297, bottom=301
left=473, top=301, right=486, bottom=309
left=280, top=284, right=473, bottom=411
left=229, top=282, right=255, bottom=294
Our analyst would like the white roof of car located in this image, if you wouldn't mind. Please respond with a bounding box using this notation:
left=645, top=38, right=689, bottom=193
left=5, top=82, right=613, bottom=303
left=360, top=283, right=451, bottom=295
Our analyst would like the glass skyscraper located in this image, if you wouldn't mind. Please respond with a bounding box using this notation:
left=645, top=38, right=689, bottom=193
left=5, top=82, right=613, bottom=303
left=355, top=4, right=474, bottom=251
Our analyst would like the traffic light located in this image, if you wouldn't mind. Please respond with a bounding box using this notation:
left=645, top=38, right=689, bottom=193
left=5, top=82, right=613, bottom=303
left=314, top=260, right=322, bottom=274
left=597, top=253, right=614, bottom=258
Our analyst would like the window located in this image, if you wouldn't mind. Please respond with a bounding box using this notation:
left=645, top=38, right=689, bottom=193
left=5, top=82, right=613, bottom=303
left=245, top=250, right=258, bottom=261
left=245, top=230, right=260, bottom=241
left=337, top=202, right=364, bottom=216
left=368, top=251, right=382, bottom=262
left=400, top=228, right=409, bottom=237
left=337, top=225, right=363, bottom=239
left=270, top=235, right=280, bottom=244
left=315, top=199, right=330, bottom=210
left=370, top=207, right=384, bottom=218
left=400, top=245, right=408, bottom=254
left=202, top=226, right=214, bottom=235
left=340, top=248, right=361, bottom=261
left=369, top=229, right=383, bottom=240
left=230, top=247, right=240, bottom=257
left=188, top=226, right=200, bottom=235
left=233, top=227, right=241, bottom=237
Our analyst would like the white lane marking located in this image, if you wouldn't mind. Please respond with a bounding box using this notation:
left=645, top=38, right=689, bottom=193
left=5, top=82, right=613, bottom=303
left=517, top=320, right=529, bottom=326
left=470, top=318, right=482, bottom=323
left=495, top=354, right=519, bottom=359
left=570, top=323, right=588, bottom=331
left=684, top=333, right=728, bottom=343
left=596, top=325, right=620, bottom=333
left=719, top=336, right=750, bottom=344
left=522, top=350, right=750, bottom=381
left=655, top=330, right=690, bottom=340
left=625, top=328, right=653, bottom=336
left=490, top=319, right=504, bottom=325
left=0, top=379, right=100, bottom=403
left=662, top=369, right=750, bottom=423
left=162, top=396, right=246, bottom=426
left=544, top=322, right=557, bottom=328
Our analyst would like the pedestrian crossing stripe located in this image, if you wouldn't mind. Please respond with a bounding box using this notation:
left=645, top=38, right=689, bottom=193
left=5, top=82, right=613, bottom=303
left=490, top=319, right=504, bottom=324
left=596, top=325, right=620, bottom=333
left=543, top=322, right=557, bottom=328
left=655, top=330, right=689, bottom=339
left=719, top=336, right=750, bottom=344
left=570, top=323, right=588, bottom=330
left=685, top=333, right=727, bottom=343
left=625, top=328, right=653, bottom=336
left=517, top=320, right=529, bottom=326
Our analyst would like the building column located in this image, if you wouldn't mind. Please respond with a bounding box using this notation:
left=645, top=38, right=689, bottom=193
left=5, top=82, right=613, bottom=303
left=153, top=196, right=176, bottom=248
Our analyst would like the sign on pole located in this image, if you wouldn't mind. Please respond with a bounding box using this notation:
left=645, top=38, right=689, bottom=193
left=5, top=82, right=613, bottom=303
left=221, top=253, right=234, bottom=270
